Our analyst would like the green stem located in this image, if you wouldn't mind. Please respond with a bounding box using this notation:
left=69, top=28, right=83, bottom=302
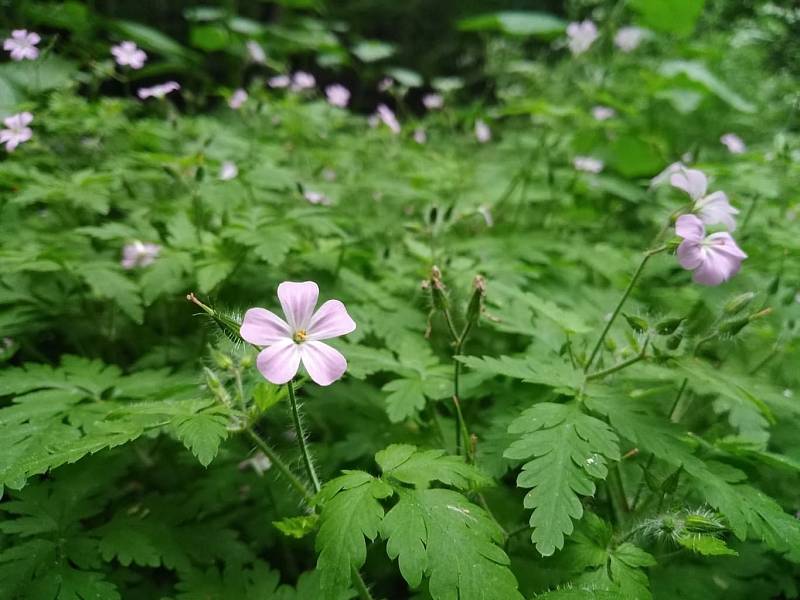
left=585, top=247, right=666, bottom=372
left=585, top=337, right=649, bottom=381
left=607, top=465, right=629, bottom=526
left=452, top=318, right=475, bottom=460
left=351, top=566, right=375, bottom=600
left=286, top=380, right=321, bottom=494
left=245, top=429, right=312, bottom=502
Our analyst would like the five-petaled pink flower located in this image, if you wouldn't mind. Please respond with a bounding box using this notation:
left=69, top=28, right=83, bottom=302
left=240, top=281, right=356, bottom=386
left=376, top=104, right=400, bottom=134
left=268, top=75, right=290, bottom=89
left=246, top=40, right=266, bottom=64
left=111, top=41, right=147, bottom=69
left=614, top=26, right=647, bottom=52
left=121, top=241, right=161, bottom=269
left=566, top=20, right=598, bottom=55
left=423, top=93, right=444, bottom=110
left=1, top=112, right=33, bottom=152
left=592, top=106, right=615, bottom=121
left=229, top=88, right=248, bottom=109
left=671, top=167, right=739, bottom=231
left=138, top=81, right=180, bottom=100
left=4, top=29, right=40, bottom=61
left=325, top=84, right=350, bottom=108
left=291, top=71, right=316, bottom=92
left=720, top=133, right=746, bottom=154
left=303, top=189, right=331, bottom=205
left=475, top=119, right=491, bottom=143
left=676, top=214, right=746, bottom=286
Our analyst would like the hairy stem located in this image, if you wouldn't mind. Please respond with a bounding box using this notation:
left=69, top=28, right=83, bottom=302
left=245, top=429, right=312, bottom=502
left=286, top=380, right=321, bottom=494
left=585, top=336, right=650, bottom=381
left=607, top=465, right=630, bottom=525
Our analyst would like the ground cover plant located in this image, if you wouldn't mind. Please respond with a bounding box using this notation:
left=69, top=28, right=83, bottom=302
left=1, top=0, right=800, bottom=598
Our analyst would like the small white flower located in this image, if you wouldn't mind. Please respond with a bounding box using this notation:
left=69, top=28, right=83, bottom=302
left=137, top=81, right=180, bottom=100
left=720, top=133, right=746, bottom=154
left=574, top=156, right=604, bottom=173
left=219, top=161, right=238, bottom=181
left=268, top=75, right=290, bottom=89
left=614, top=26, right=648, bottom=52
left=246, top=40, right=266, bottom=64
left=111, top=41, right=147, bottom=69
left=325, top=84, right=350, bottom=108
left=566, top=20, right=598, bottom=55
left=3, top=29, right=40, bottom=61
left=304, top=190, right=331, bottom=205
left=422, top=93, right=444, bottom=110
left=378, top=77, right=393, bottom=92
left=592, top=106, right=616, bottom=121
left=291, top=71, right=315, bottom=91
left=413, top=128, right=427, bottom=145
left=376, top=104, right=400, bottom=134
left=649, top=161, right=686, bottom=188
left=475, top=119, right=491, bottom=143
left=229, top=88, right=248, bottom=109
left=0, top=112, right=33, bottom=152
left=121, top=241, right=161, bottom=269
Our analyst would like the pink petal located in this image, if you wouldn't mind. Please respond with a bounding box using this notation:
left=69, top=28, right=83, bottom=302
left=695, top=191, right=738, bottom=231
left=692, top=257, right=730, bottom=286
left=307, top=300, right=356, bottom=340
left=256, top=340, right=301, bottom=384
left=675, top=214, right=705, bottom=241
left=277, top=281, right=319, bottom=330
left=300, top=341, right=347, bottom=386
left=670, top=168, right=708, bottom=200
left=677, top=240, right=703, bottom=270
left=240, top=307, right=291, bottom=345
left=707, top=232, right=747, bottom=260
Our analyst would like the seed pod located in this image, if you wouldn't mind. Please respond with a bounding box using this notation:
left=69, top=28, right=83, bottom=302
left=429, top=266, right=449, bottom=310
left=465, top=275, right=486, bottom=325
left=767, top=275, right=781, bottom=296
left=724, top=291, right=756, bottom=315
left=623, top=312, right=648, bottom=333
left=656, top=317, right=684, bottom=335
left=719, top=316, right=750, bottom=336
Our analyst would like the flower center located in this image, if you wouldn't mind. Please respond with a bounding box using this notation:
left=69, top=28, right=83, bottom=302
left=293, top=329, right=308, bottom=343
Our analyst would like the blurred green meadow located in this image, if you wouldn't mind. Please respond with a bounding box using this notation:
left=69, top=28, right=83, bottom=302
left=0, top=1, right=799, bottom=599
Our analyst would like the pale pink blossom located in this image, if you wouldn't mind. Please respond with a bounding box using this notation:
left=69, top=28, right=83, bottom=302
left=423, top=93, right=444, bottom=110
left=475, top=119, right=491, bottom=143
left=566, top=20, right=598, bottom=55
left=291, top=71, right=315, bottom=92
left=325, top=84, right=350, bottom=108
left=378, top=77, right=394, bottom=92
left=268, top=75, right=290, bottom=89
left=219, top=161, right=238, bottom=181
left=121, top=241, right=161, bottom=269
left=592, top=106, right=615, bottom=121
left=614, top=26, right=647, bottom=52
left=413, top=128, right=427, bottom=144
left=229, top=88, right=248, bottom=109
left=137, top=81, right=180, bottom=100
left=675, top=215, right=746, bottom=286
left=720, top=133, right=746, bottom=154
left=0, top=112, right=33, bottom=152
left=4, top=29, right=40, bottom=61
left=111, top=41, right=147, bottom=69
left=670, top=167, right=739, bottom=231
left=376, top=104, right=400, bottom=134
left=238, top=452, right=271, bottom=475
left=304, top=190, right=330, bottom=205
left=246, top=40, right=266, bottom=64
left=574, top=156, right=604, bottom=173
left=650, top=161, right=686, bottom=188
left=240, top=281, right=357, bottom=385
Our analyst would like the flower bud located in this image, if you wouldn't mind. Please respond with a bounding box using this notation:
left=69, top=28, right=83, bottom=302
left=428, top=265, right=449, bottom=311
left=666, top=333, right=682, bottom=350
left=724, top=292, right=756, bottom=315
left=767, top=276, right=781, bottom=296
left=465, top=275, right=486, bottom=325
left=204, top=367, right=231, bottom=407
left=623, top=312, right=648, bottom=333
left=211, top=348, right=233, bottom=370
left=655, top=317, right=684, bottom=335
left=719, top=316, right=750, bottom=336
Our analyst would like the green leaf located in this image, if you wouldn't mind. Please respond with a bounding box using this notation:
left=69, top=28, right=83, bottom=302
left=273, top=515, right=319, bottom=539
left=110, top=19, right=200, bottom=64
left=630, top=0, right=705, bottom=36
left=382, top=377, right=426, bottom=422
left=458, top=354, right=582, bottom=390
left=190, top=24, right=231, bottom=51
left=458, top=11, right=566, bottom=38
left=659, top=61, right=756, bottom=113
left=315, top=471, right=393, bottom=595
left=504, top=402, right=620, bottom=556
left=608, top=543, right=655, bottom=600
left=172, top=404, right=230, bottom=467
left=375, top=444, right=490, bottom=490
left=76, top=263, right=144, bottom=323
left=351, top=40, right=395, bottom=62
left=676, top=533, right=738, bottom=556
left=380, top=488, right=523, bottom=599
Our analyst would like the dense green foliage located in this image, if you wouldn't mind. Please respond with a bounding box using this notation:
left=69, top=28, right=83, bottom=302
left=1, top=1, right=800, bottom=599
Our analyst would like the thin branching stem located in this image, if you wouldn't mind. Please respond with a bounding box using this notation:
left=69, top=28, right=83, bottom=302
left=286, top=380, right=321, bottom=494
left=586, top=336, right=650, bottom=381
left=245, top=429, right=313, bottom=503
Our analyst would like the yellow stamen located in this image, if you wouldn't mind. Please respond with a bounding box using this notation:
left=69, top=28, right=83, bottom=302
left=293, top=330, right=307, bottom=343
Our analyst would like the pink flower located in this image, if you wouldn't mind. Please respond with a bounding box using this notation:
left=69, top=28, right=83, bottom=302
left=475, top=119, right=491, bottom=143
left=229, top=88, right=248, bottom=109
left=423, top=93, right=444, bottom=110
left=574, top=156, right=604, bottom=173
left=676, top=215, right=746, bottom=286
left=650, top=161, right=686, bottom=188
left=614, top=26, right=647, bottom=52
left=303, top=190, right=330, bottom=205
left=268, top=75, right=290, bottom=89
left=137, top=81, right=180, bottom=100
left=111, top=41, right=147, bottom=69
left=376, top=104, right=400, bottom=134
left=246, top=40, right=266, bottom=64
left=592, top=106, right=615, bottom=121
left=378, top=77, right=394, bottom=92
left=413, top=128, right=427, bottom=144
left=291, top=71, right=315, bottom=92
left=566, top=20, right=598, bottom=55
left=4, top=29, right=40, bottom=61
left=121, top=241, right=161, bottom=269
left=219, top=161, right=238, bottom=181
left=670, top=167, right=739, bottom=231
left=720, top=133, right=746, bottom=154
left=325, top=84, right=350, bottom=108
left=240, top=281, right=356, bottom=386
left=0, top=112, right=33, bottom=152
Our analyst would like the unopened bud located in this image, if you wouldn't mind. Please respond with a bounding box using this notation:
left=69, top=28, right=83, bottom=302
left=204, top=367, right=231, bottom=407
left=666, top=333, right=682, bottom=350
left=623, top=313, right=648, bottom=333
left=211, top=348, right=233, bottom=370
left=465, top=275, right=486, bottom=324
left=724, top=292, right=756, bottom=315
left=719, top=316, right=750, bottom=336
left=767, top=276, right=781, bottom=296
left=656, top=317, right=684, bottom=335
left=429, top=265, right=449, bottom=310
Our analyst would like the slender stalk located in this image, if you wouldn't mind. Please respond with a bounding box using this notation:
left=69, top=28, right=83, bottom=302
left=585, top=337, right=650, bottom=381
left=245, top=429, right=312, bottom=502
left=452, top=318, right=475, bottom=459
left=585, top=247, right=666, bottom=372
left=607, top=465, right=629, bottom=525
left=351, top=566, right=375, bottom=600
left=286, top=380, right=321, bottom=494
